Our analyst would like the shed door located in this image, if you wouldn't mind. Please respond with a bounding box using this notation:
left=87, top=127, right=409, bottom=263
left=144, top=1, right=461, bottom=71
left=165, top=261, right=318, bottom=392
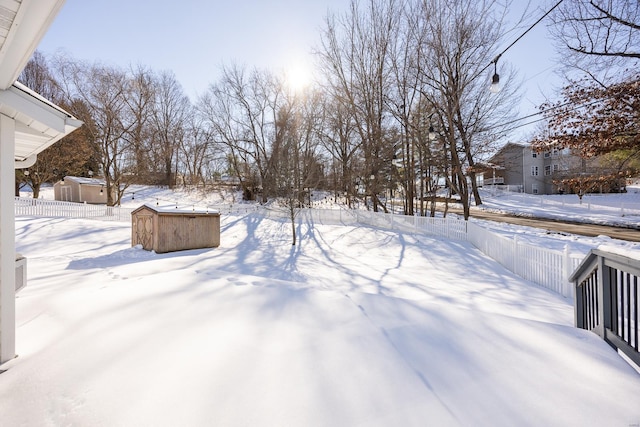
left=134, top=214, right=154, bottom=250
left=60, top=186, right=71, bottom=201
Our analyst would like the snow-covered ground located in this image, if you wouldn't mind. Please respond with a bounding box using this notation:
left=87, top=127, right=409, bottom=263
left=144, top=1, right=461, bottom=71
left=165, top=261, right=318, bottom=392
left=2, top=186, right=640, bottom=426
left=478, top=185, right=640, bottom=228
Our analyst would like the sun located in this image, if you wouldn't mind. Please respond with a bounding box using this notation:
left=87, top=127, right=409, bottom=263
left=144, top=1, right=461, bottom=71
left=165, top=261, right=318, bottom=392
left=285, top=63, right=313, bottom=93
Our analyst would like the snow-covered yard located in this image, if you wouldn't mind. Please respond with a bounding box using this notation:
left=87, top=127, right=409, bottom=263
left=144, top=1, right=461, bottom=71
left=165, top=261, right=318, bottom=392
left=1, top=203, right=640, bottom=426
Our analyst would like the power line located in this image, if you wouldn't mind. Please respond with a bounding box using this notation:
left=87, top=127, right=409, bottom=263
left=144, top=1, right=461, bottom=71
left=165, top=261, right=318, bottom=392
left=491, top=0, right=565, bottom=66
left=484, top=96, right=611, bottom=135
left=474, top=0, right=565, bottom=83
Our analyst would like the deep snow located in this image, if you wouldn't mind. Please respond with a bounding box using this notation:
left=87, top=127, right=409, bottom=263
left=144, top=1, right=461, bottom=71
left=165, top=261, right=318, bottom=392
left=1, top=186, right=640, bottom=426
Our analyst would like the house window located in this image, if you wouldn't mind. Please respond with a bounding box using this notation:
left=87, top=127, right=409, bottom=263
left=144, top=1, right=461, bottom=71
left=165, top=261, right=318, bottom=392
left=552, top=148, right=559, bottom=157
left=532, top=184, right=539, bottom=194
left=544, top=151, right=551, bottom=158
left=531, top=166, right=539, bottom=176
left=553, top=164, right=559, bottom=172
left=544, top=165, right=551, bottom=176
left=532, top=152, right=537, bottom=158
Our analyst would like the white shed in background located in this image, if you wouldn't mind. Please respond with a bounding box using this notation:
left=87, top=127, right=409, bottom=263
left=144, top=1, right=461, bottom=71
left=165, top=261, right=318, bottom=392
left=54, top=176, right=111, bottom=204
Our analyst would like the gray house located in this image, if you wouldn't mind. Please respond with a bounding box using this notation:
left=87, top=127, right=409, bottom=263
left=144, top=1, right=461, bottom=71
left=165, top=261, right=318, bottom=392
left=485, top=143, right=579, bottom=194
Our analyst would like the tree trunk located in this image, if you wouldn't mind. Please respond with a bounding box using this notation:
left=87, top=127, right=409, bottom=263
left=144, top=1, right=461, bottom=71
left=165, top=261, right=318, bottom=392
left=290, top=205, right=296, bottom=246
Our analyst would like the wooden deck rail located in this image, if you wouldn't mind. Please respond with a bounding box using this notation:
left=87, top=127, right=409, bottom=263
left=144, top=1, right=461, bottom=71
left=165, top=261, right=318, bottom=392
left=570, top=249, right=640, bottom=368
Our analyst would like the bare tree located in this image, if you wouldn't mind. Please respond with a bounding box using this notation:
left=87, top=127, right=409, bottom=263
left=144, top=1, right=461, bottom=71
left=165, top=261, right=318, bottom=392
left=125, top=65, right=155, bottom=182
left=317, top=93, right=362, bottom=207
left=18, top=51, right=63, bottom=101
left=17, top=52, right=95, bottom=197
left=149, top=70, right=191, bottom=187
left=178, top=115, right=223, bottom=188
left=386, top=0, right=428, bottom=215
left=274, top=89, right=325, bottom=245
left=549, top=0, right=640, bottom=77
left=197, top=65, right=288, bottom=201
left=56, top=57, right=137, bottom=206
left=316, top=0, right=399, bottom=212
left=416, top=0, right=520, bottom=219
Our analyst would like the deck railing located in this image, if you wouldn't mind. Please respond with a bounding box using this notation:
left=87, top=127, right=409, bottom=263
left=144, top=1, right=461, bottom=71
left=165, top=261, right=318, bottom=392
left=570, top=249, right=640, bottom=368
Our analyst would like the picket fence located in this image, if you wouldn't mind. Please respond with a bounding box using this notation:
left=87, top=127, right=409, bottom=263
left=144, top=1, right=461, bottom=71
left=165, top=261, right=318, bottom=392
left=262, top=206, right=583, bottom=298
left=15, top=197, right=134, bottom=221
left=15, top=197, right=584, bottom=299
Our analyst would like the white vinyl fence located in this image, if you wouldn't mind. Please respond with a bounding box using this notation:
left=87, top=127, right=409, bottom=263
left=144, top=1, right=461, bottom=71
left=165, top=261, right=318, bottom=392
left=15, top=197, right=134, bottom=221
left=16, top=197, right=584, bottom=299
left=467, top=222, right=583, bottom=298
left=14, top=197, right=260, bottom=220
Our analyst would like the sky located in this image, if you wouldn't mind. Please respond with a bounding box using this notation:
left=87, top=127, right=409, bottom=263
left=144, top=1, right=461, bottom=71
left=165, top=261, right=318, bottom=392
left=2, top=185, right=640, bottom=425
left=37, top=0, right=562, bottom=139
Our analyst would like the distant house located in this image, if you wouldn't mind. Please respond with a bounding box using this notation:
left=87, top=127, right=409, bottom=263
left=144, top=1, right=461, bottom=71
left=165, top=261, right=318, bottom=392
left=484, top=143, right=581, bottom=194
left=53, top=176, right=111, bottom=204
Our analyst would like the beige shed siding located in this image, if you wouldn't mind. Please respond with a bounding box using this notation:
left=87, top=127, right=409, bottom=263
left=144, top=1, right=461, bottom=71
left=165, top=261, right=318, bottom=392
left=53, top=177, right=110, bottom=204
left=156, top=214, right=220, bottom=253
left=79, top=185, right=106, bottom=204
left=131, top=205, right=220, bottom=253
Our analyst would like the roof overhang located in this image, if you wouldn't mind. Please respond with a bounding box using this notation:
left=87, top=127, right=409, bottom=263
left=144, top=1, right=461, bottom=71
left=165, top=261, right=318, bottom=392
left=0, top=0, right=81, bottom=168
left=0, top=0, right=66, bottom=90
left=0, top=82, right=82, bottom=167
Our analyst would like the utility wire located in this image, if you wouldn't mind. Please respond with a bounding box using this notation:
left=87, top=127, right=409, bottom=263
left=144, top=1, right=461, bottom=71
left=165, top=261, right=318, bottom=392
left=491, top=0, right=565, bottom=65
left=484, top=97, right=607, bottom=134
left=474, top=0, right=565, bottom=82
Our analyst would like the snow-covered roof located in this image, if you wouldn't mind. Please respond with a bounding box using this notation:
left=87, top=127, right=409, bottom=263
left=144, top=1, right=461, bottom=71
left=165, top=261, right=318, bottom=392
left=132, top=204, right=220, bottom=216
left=62, top=176, right=107, bottom=186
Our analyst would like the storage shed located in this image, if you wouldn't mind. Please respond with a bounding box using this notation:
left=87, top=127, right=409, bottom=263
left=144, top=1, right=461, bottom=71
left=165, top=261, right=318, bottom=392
left=131, top=205, right=220, bottom=253
left=54, top=176, right=111, bottom=204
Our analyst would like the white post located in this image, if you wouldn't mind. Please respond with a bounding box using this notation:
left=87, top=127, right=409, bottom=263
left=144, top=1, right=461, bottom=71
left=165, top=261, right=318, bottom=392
left=563, top=244, right=572, bottom=299
left=512, top=235, right=519, bottom=272
left=0, top=114, right=16, bottom=363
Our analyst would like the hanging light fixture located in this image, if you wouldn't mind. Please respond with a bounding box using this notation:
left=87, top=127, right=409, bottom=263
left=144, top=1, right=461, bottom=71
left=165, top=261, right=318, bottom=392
left=428, top=125, right=437, bottom=142
left=490, top=61, right=500, bottom=93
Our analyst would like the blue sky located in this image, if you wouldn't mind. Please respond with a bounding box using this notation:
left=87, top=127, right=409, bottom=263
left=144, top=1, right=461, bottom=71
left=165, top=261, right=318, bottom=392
left=38, top=0, right=561, bottom=139
left=38, top=0, right=348, bottom=99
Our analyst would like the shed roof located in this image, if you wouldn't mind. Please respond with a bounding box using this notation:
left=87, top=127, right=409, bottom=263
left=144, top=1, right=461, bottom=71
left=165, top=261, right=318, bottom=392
left=132, top=204, right=220, bottom=216
left=61, top=176, right=107, bottom=186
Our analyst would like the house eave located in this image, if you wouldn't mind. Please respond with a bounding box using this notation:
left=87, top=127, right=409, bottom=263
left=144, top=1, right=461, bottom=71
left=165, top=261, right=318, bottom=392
left=0, top=83, right=82, bottom=165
